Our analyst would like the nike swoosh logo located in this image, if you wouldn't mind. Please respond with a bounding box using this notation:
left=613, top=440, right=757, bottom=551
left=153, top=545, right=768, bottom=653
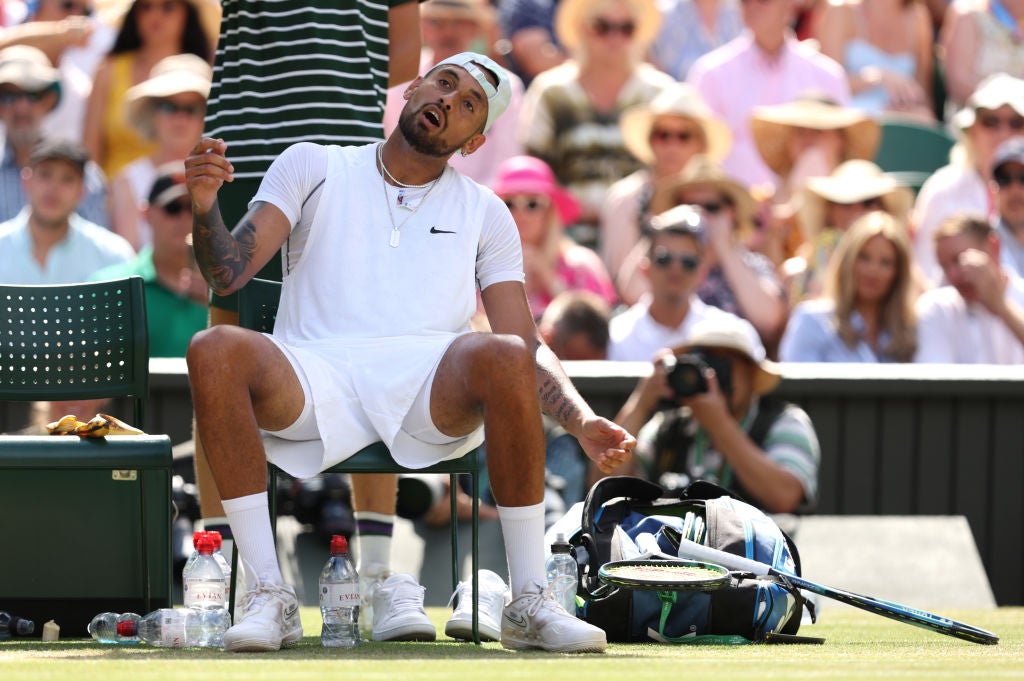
left=503, top=612, right=527, bottom=627
left=284, top=605, right=298, bottom=618
left=430, top=226, right=456, bottom=234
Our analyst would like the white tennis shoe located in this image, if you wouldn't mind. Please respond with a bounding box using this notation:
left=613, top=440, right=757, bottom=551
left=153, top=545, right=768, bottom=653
left=223, top=577, right=303, bottom=652
left=371, top=573, right=437, bottom=641
left=501, top=580, right=607, bottom=653
left=444, top=569, right=510, bottom=642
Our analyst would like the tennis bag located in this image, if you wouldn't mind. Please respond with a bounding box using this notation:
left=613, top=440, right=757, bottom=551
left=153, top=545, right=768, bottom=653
left=571, top=477, right=810, bottom=643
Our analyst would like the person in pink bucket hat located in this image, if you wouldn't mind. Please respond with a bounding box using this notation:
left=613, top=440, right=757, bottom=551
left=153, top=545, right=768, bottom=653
left=492, top=156, right=618, bottom=319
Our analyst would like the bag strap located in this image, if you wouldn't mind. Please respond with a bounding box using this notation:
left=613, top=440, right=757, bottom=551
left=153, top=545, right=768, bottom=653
left=581, top=475, right=665, bottom=532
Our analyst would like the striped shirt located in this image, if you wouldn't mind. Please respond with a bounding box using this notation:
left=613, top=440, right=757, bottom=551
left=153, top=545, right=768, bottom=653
left=205, top=0, right=412, bottom=180
left=637, top=398, right=820, bottom=506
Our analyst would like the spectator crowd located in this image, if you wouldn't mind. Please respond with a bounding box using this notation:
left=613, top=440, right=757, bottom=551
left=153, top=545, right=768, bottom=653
left=4, top=0, right=1024, bottom=510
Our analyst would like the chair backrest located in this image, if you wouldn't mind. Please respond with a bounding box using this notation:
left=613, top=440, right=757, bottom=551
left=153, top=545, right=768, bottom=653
left=0, top=276, right=149, bottom=427
left=873, top=117, right=956, bottom=193
left=238, top=277, right=283, bottom=333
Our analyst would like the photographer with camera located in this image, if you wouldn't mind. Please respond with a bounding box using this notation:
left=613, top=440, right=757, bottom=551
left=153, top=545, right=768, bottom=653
left=614, top=316, right=820, bottom=514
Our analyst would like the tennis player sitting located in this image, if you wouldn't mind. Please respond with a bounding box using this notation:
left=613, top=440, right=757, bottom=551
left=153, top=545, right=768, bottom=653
left=184, top=52, right=634, bottom=653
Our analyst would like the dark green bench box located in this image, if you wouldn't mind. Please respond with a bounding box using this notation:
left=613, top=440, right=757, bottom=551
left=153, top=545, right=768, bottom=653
left=0, top=435, right=173, bottom=638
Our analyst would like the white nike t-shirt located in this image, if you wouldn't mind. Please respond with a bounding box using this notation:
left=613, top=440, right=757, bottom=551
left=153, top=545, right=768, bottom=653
left=251, top=142, right=525, bottom=474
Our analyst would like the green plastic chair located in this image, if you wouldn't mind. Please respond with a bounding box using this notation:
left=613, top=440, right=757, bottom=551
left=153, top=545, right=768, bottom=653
left=0, top=276, right=150, bottom=426
left=234, top=277, right=482, bottom=643
left=0, top=276, right=173, bottom=635
left=873, top=116, right=956, bottom=194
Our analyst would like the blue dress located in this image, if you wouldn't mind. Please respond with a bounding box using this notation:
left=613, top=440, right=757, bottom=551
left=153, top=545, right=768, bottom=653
left=779, top=299, right=897, bottom=362
left=844, top=38, right=916, bottom=114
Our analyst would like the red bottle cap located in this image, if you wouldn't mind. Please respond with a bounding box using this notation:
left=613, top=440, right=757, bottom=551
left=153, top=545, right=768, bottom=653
left=330, top=535, right=348, bottom=555
left=206, top=530, right=223, bottom=549
left=196, top=534, right=215, bottom=554
left=192, top=530, right=206, bottom=548
left=116, top=620, right=138, bottom=637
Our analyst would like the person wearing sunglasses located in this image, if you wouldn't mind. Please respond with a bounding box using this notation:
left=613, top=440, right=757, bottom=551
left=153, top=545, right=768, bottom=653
left=91, top=162, right=206, bottom=357
left=0, top=0, right=112, bottom=148
left=82, top=0, right=218, bottom=179
left=601, top=83, right=731, bottom=300
left=518, top=0, right=675, bottom=248
left=492, top=155, right=617, bottom=320
left=913, top=73, right=1024, bottom=285
left=990, top=137, right=1024, bottom=279
left=620, top=154, right=787, bottom=347
left=914, top=213, right=1024, bottom=363
left=608, top=204, right=760, bottom=362
left=108, top=53, right=209, bottom=250
left=0, top=45, right=108, bottom=225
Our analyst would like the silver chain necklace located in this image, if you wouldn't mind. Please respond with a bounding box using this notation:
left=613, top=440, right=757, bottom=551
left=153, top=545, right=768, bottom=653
left=378, top=144, right=442, bottom=247
left=377, top=142, right=434, bottom=189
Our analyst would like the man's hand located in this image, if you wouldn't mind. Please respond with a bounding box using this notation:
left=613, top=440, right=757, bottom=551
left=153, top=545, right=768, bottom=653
left=682, top=369, right=733, bottom=430
left=576, top=416, right=635, bottom=474
left=185, top=138, right=233, bottom=215
left=957, top=248, right=1007, bottom=314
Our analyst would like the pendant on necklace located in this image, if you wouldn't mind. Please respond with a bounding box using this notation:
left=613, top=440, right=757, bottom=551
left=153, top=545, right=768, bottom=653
left=390, top=227, right=401, bottom=248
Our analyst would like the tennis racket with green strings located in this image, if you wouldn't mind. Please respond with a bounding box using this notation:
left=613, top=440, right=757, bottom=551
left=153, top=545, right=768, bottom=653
left=597, top=559, right=731, bottom=592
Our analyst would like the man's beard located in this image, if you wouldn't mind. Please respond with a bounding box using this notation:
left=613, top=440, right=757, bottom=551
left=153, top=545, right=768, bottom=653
left=398, top=105, right=467, bottom=157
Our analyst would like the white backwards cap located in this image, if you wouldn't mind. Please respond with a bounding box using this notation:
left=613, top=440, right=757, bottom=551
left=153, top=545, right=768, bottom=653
left=431, top=51, right=511, bottom=133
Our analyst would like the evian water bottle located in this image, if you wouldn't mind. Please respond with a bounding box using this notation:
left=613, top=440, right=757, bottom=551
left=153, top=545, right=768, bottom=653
left=319, top=534, right=360, bottom=647
left=182, top=533, right=230, bottom=646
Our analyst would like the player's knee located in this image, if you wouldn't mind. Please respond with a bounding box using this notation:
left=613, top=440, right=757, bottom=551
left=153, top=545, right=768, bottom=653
left=477, top=333, right=534, bottom=378
left=186, top=326, right=246, bottom=382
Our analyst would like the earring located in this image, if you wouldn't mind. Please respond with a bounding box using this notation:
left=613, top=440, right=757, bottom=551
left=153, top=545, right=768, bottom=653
left=460, top=149, right=468, bottom=157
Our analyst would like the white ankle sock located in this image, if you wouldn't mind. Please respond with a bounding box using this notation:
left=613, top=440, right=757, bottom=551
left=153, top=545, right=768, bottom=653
left=497, top=501, right=546, bottom=596
left=354, top=511, right=393, bottom=572
left=222, top=492, right=283, bottom=585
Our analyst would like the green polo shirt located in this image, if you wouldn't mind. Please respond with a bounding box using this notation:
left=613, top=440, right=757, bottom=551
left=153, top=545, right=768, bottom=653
left=91, top=247, right=208, bottom=358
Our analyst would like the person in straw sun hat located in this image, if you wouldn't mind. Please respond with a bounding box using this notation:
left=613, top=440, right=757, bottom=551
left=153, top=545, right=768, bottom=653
left=751, top=93, right=881, bottom=266
left=519, top=0, right=675, bottom=247
left=0, top=44, right=108, bottom=225
left=82, top=0, right=219, bottom=178
left=782, top=158, right=914, bottom=303
left=617, top=154, right=787, bottom=345
left=108, top=52, right=211, bottom=250
left=601, top=82, right=731, bottom=286
left=613, top=313, right=820, bottom=513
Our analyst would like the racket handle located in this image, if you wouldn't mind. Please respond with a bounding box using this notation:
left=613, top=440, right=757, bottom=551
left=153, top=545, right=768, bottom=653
left=676, top=537, right=770, bottom=577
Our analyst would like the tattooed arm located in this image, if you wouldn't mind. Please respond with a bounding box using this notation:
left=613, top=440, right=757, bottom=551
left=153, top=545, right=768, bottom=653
left=185, top=138, right=293, bottom=295
left=481, top=281, right=635, bottom=474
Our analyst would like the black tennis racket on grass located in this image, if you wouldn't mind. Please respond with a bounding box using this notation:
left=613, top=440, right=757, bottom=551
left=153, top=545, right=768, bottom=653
left=668, top=534, right=999, bottom=645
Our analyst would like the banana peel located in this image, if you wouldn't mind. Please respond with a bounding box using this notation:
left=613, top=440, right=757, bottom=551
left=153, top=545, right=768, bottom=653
left=75, top=413, right=146, bottom=437
left=45, top=414, right=89, bottom=435
left=47, top=413, right=146, bottom=437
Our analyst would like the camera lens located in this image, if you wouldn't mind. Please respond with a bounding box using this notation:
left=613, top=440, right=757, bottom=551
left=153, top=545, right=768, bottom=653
left=665, top=354, right=709, bottom=398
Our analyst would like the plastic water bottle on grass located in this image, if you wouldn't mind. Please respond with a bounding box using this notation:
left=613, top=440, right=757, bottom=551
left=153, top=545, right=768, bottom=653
left=319, top=534, right=361, bottom=648
left=117, top=608, right=219, bottom=647
left=545, top=532, right=578, bottom=614
left=0, top=611, right=35, bottom=640
left=89, top=612, right=141, bottom=644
